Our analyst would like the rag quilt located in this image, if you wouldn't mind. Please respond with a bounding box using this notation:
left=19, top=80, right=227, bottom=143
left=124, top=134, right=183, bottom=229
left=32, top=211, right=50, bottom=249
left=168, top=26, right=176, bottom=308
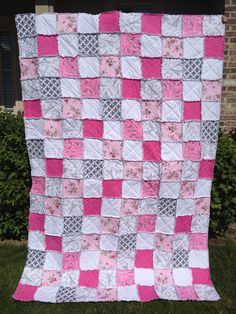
left=14, top=11, right=225, bottom=303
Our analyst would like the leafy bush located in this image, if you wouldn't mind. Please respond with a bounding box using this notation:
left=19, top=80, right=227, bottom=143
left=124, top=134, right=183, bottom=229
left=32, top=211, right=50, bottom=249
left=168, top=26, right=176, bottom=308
left=0, top=111, right=31, bottom=240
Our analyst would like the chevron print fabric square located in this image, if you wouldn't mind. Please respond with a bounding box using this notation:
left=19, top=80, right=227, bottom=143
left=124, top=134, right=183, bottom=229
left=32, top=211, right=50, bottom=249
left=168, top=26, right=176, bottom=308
left=14, top=11, right=225, bottom=303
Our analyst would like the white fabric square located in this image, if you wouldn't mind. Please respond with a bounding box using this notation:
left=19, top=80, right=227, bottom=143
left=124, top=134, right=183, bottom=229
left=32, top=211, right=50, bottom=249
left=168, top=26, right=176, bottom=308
left=162, top=100, right=182, bottom=122
left=121, top=100, right=141, bottom=120
left=177, top=199, right=195, bottom=216
left=118, top=285, right=139, bottom=301
left=28, top=231, right=45, bottom=250
left=195, top=179, right=212, bottom=197
left=63, top=119, right=83, bottom=138
left=38, top=57, right=59, bottom=77
left=34, top=286, right=59, bottom=302
left=183, top=81, right=202, bottom=101
left=136, top=233, right=154, bottom=249
left=143, top=121, right=161, bottom=140
left=183, top=37, right=204, bottom=59
left=101, top=198, right=121, bottom=217
left=79, top=57, right=99, bottom=78
left=203, top=16, right=225, bottom=36
left=63, top=159, right=83, bottom=179
left=98, top=34, right=120, bottom=55
left=21, top=267, right=42, bottom=286
left=119, top=216, right=137, bottom=234
left=83, top=179, right=102, bottom=197
left=141, top=80, right=162, bottom=100
left=121, top=57, right=141, bottom=79
left=100, top=234, right=118, bottom=250
left=104, top=121, right=122, bottom=140
left=120, top=12, right=141, bottom=33
left=191, top=215, right=209, bottom=233
left=122, top=180, right=141, bottom=198
left=18, top=37, right=38, bottom=58
left=82, top=217, right=100, bottom=234
left=41, top=99, right=61, bottom=119
left=25, top=119, right=44, bottom=139
left=84, top=139, right=103, bottom=159
left=183, top=122, right=201, bottom=141
left=30, top=158, right=45, bottom=177
left=58, top=34, right=78, bottom=57
left=44, top=139, right=63, bottom=158
left=99, top=270, right=116, bottom=288
left=61, top=78, right=80, bottom=98
left=202, top=59, right=223, bottom=80
left=103, top=160, right=123, bottom=179
left=201, top=142, right=217, bottom=160
left=100, top=78, right=121, bottom=99
left=44, top=252, right=62, bottom=271
left=62, top=234, right=81, bottom=252
left=30, top=194, right=45, bottom=214
left=123, top=140, right=142, bottom=161
left=77, top=13, right=99, bottom=33
left=173, top=234, right=189, bottom=250
left=117, top=250, right=135, bottom=270
left=161, top=143, right=183, bottom=161
left=134, top=269, right=155, bottom=286
left=160, top=182, right=181, bottom=198
left=36, top=14, right=56, bottom=35
left=202, top=102, right=221, bottom=121
left=82, top=99, right=102, bottom=119
left=162, top=15, right=182, bottom=37
left=173, top=268, right=192, bottom=286
left=61, top=270, right=80, bottom=287
left=141, top=35, right=162, bottom=57
left=155, top=217, right=175, bottom=234
left=80, top=251, right=100, bottom=270
left=45, top=216, right=64, bottom=236
left=162, top=59, right=182, bottom=80
left=182, top=161, right=199, bottom=181
left=143, top=162, right=160, bottom=180
left=45, top=178, right=62, bottom=197
left=189, top=250, right=209, bottom=268
left=62, top=198, right=83, bottom=216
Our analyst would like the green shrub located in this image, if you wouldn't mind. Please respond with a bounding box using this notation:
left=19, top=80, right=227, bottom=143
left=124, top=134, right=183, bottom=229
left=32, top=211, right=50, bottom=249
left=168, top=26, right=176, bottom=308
left=0, top=111, right=31, bottom=240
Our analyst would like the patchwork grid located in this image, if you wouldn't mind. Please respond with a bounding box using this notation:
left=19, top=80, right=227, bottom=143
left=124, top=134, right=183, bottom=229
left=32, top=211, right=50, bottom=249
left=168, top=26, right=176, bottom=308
left=14, top=11, right=224, bottom=303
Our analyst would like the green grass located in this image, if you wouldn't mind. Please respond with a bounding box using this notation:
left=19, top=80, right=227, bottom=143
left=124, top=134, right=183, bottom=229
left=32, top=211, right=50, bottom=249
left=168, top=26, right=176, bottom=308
left=0, top=239, right=235, bottom=314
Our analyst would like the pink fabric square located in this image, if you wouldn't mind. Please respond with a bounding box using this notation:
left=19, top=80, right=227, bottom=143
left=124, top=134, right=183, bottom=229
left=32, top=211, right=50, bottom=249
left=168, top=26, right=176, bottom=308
left=100, top=56, right=120, bottom=77
left=142, top=181, right=160, bottom=197
left=29, top=212, right=45, bottom=232
left=124, top=161, right=142, bottom=180
left=163, top=38, right=183, bottom=58
left=99, top=251, right=117, bottom=269
left=135, top=250, right=153, bottom=268
left=137, top=215, right=156, bottom=232
left=79, top=270, right=99, bottom=288
left=62, top=98, right=82, bottom=119
left=123, top=120, right=143, bottom=140
left=155, top=269, right=173, bottom=286
left=121, top=199, right=139, bottom=216
left=183, top=16, right=202, bottom=36
left=142, top=58, right=162, bottom=79
left=31, top=176, right=45, bottom=194
left=143, top=141, right=161, bottom=162
left=203, top=80, right=222, bottom=101
left=184, top=141, right=201, bottom=161
left=38, top=35, right=58, bottom=56
left=189, top=233, right=208, bottom=250
left=45, top=235, right=62, bottom=252
left=44, top=120, right=62, bottom=138
left=163, top=80, right=183, bottom=100
left=13, top=284, right=37, bottom=301
left=192, top=268, right=212, bottom=285
left=181, top=181, right=197, bottom=199
left=205, top=36, right=224, bottom=58
left=102, top=180, right=122, bottom=197
left=195, top=197, right=211, bottom=215
left=83, top=198, right=101, bottom=215
left=59, top=57, right=79, bottom=78
left=141, top=100, right=162, bottom=120
left=176, top=286, right=198, bottom=300
left=97, top=288, right=116, bottom=301
left=45, top=197, right=62, bottom=216
left=46, top=159, right=63, bottom=177
left=184, top=102, right=201, bottom=120
left=162, top=122, right=182, bottom=142
left=162, top=161, right=182, bottom=181
left=117, top=270, right=134, bottom=286
left=80, top=78, right=100, bottom=98
left=142, top=14, right=161, bottom=34
left=20, top=58, right=37, bottom=79
left=175, top=216, right=192, bottom=233
left=64, top=139, right=83, bottom=158
left=62, top=252, right=80, bottom=271
left=138, top=285, right=158, bottom=302
left=99, top=11, right=120, bottom=32
left=83, top=120, right=103, bottom=138
left=120, top=34, right=141, bottom=56
left=63, top=179, right=82, bottom=197
left=103, top=140, right=122, bottom=159
left=199, top=160, right=215, bottom=178
left=101, top=217, right=119, bottom=234
left=122, top=79, right=140, bottom=99
left=42, top=270, right=60, bottom=286
left=82, top=234, right=100, bottom=250
left=24, top=100, right=42, bottom=118
left=57, top=14, right=77, bottom=33
left=155, top=234, right=173, bottom=251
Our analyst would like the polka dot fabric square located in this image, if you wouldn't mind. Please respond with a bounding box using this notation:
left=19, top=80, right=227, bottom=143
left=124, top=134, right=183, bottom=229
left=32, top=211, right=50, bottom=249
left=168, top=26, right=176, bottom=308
left=14, top=11, right=224, bottom=303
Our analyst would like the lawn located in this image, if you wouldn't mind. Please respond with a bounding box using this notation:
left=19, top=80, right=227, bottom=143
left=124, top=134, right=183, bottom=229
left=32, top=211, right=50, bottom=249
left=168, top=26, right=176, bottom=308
left=0, top=239, right=235, bottom=314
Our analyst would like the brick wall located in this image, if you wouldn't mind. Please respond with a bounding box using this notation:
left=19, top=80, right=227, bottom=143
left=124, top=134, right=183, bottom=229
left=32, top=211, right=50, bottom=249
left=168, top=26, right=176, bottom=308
left=222, top=0, right=236, bottom=131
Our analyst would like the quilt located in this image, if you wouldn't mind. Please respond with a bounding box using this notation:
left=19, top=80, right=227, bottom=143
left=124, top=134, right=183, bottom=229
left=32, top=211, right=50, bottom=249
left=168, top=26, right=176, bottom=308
left=13, top=11, right=225, bottom=302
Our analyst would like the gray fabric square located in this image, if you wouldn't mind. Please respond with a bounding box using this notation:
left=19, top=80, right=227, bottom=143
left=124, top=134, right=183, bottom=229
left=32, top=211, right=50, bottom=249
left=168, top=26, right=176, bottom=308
left=40, top=77, right=61, bottom=100
left=183, top=59, right=203, bottom=81
left=15, top=14, right=36, bottom=39
left=102, top=99, right=121, bottom=120
left=201, top=121, right=219, bottom=142
left=27, top=139, right=44, bottom=158
left=118, top=233, right=137, bottom=251
left=158, top=198, right=177, bottom=216
left=173, top=250, right=189, bottom=268
left=78, top=34, right=98, bottom=56
left=63, top=216, right=82, bottom=235
left=26, top=249, right=46, bottom=268
left=56, top=287, right=76, bottom=302
left=83, top=160, right=103, bottom=179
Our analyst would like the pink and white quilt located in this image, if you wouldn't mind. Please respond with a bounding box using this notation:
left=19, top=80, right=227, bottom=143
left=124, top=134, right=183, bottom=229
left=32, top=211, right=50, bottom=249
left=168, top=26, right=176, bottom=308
left=13, top=11, right=225, bottom=302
